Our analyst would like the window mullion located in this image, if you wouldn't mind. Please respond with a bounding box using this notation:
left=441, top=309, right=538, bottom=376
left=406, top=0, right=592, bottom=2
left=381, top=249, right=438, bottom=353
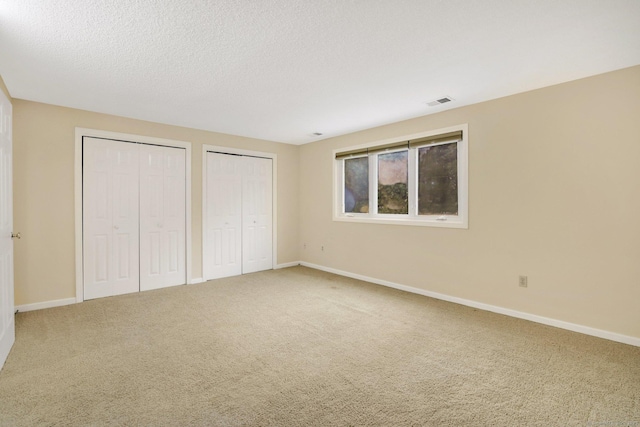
left=340, top=159, right=346, bottom=214
left=408, top=148, right=417, bottom=217
left=369, top=154, right=377, bottom=215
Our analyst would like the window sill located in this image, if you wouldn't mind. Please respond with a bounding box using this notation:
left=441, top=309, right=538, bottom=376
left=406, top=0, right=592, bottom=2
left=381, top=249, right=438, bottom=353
left=333, top=214, right=468, bottom=229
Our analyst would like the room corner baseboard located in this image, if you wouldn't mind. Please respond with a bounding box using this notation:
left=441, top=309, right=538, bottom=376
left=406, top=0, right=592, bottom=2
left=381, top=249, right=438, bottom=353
left=275, top=261, right=300, bottom=269
left=189, top=278, right=205, bottom=285
left=15, top=297, right=77, bottom=313
left=299, top=262, right=640, bottom=348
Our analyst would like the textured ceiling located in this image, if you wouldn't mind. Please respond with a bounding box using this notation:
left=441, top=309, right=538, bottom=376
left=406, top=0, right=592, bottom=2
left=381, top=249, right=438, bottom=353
left=1, top=0, right=639, bottom=144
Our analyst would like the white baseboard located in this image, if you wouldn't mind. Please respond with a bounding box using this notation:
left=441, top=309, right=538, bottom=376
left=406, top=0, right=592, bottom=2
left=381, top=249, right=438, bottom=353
left=15, top=297, right=77, bottom=313
left=275, top=261, right=300, bottom=269
left=299, top=262, right=640, bottom=348
left=189, top=277, right=205, bottom=285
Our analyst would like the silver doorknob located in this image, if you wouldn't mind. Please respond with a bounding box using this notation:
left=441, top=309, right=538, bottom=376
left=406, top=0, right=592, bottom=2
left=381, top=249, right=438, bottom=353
left=11, top=232, right=21, bottom=239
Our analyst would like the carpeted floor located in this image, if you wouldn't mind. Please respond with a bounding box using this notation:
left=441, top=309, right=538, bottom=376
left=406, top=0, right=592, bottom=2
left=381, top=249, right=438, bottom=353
left=0, top=266, right=638, bottom=426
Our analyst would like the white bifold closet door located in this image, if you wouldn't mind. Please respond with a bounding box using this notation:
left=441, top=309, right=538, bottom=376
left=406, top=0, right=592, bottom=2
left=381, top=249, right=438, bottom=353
left=241, top=156, right=273, bottom=274
left=83, top=138, right=186, bottom=300
left=83, top=138, right=140, bottom=300
left=205, top=153, right=242, bottom=279
left=204, top=152, right=272, bottom=280
left=139, top=144, right=186, bottom=291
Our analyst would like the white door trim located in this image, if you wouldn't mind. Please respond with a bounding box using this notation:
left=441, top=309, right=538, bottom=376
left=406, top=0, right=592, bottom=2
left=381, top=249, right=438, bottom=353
left=75, top=128, right=193, bottom=303
left=202, top=145, right=278, bottom=280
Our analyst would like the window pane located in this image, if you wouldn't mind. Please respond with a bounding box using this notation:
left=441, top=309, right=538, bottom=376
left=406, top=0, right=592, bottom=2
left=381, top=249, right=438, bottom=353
left=344, top=157, right=369, bottom=213
left=418, top=143, right=458, bottom=215
left=378, top=151, right=408, bottom=214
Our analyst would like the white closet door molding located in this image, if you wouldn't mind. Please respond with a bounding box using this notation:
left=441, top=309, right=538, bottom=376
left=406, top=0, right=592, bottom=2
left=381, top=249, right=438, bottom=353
left=140, top=144, right=186, bottom=291
left=204, top=153, right=242, bottom=280
left=83, top=137, right=140, bottom=300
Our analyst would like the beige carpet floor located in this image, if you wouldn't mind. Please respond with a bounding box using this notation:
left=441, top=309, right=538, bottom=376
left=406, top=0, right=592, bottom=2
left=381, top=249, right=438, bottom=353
left=0, top=266, right=639, bottom=426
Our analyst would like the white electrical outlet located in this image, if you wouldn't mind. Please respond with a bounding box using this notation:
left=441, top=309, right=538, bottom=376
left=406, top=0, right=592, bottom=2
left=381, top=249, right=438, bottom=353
left=519, top=275, right=528, bottom=288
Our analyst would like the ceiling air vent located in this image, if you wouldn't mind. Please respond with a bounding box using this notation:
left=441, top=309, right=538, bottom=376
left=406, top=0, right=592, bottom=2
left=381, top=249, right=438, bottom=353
left=427, top=96, right=454, bottom=107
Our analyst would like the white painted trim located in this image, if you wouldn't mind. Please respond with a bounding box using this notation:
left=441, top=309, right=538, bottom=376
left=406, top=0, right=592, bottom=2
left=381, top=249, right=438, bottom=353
left=202, top=145, right=278, bottom=281
left=190, top=277, right=205, bottom=284
left=74, top=128, right=193, bottom=302
left=74, top=133, right=83, bottom=303
left=16, top=297, right=76, bottom=313
left=299, top=262, right=640, bottom=348
left=275, top=261, right=300, bottom=269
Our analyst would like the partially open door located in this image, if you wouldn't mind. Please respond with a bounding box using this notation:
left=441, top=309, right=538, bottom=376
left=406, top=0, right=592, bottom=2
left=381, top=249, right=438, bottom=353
left=0, top=89, right=15, bottom=370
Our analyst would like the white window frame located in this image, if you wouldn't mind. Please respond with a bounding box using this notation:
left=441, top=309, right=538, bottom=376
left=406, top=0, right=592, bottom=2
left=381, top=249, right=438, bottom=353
left=333, top=124, right=468, bottom=229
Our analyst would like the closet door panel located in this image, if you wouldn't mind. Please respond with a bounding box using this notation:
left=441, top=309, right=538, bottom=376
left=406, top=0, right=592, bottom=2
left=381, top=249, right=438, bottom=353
left=204, top=153, right=242, bottom=280
left=140, top=145, right=186, bottom=291
left=83, top=138, right=140, bottom=300
left=242, top=156, right=272, bottom=274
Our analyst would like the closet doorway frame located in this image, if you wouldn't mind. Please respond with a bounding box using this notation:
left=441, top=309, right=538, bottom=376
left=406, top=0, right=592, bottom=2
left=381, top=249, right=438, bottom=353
left=74, top=128, right=193, bottom=303
left=202, top=145, right=278, bottom=279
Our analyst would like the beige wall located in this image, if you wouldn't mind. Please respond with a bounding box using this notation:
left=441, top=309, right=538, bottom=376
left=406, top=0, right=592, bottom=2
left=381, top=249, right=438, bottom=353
left=13, top=100, right=299, bottom=305
left=299, top=66, right=640, bottom=339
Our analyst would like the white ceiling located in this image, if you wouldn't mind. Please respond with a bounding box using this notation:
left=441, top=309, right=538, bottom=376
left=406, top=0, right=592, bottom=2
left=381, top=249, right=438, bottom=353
left=1, top=1, right=639, bottom=145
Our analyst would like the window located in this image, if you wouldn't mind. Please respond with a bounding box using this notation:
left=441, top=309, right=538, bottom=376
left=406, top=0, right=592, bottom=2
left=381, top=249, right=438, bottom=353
left=418, top=143, right=458, bottom=216
left=378, top=150, right=408, bottom=214
left=333, top=125, right=468, bottom=228
left=344, top=156, right=369, bottom=213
